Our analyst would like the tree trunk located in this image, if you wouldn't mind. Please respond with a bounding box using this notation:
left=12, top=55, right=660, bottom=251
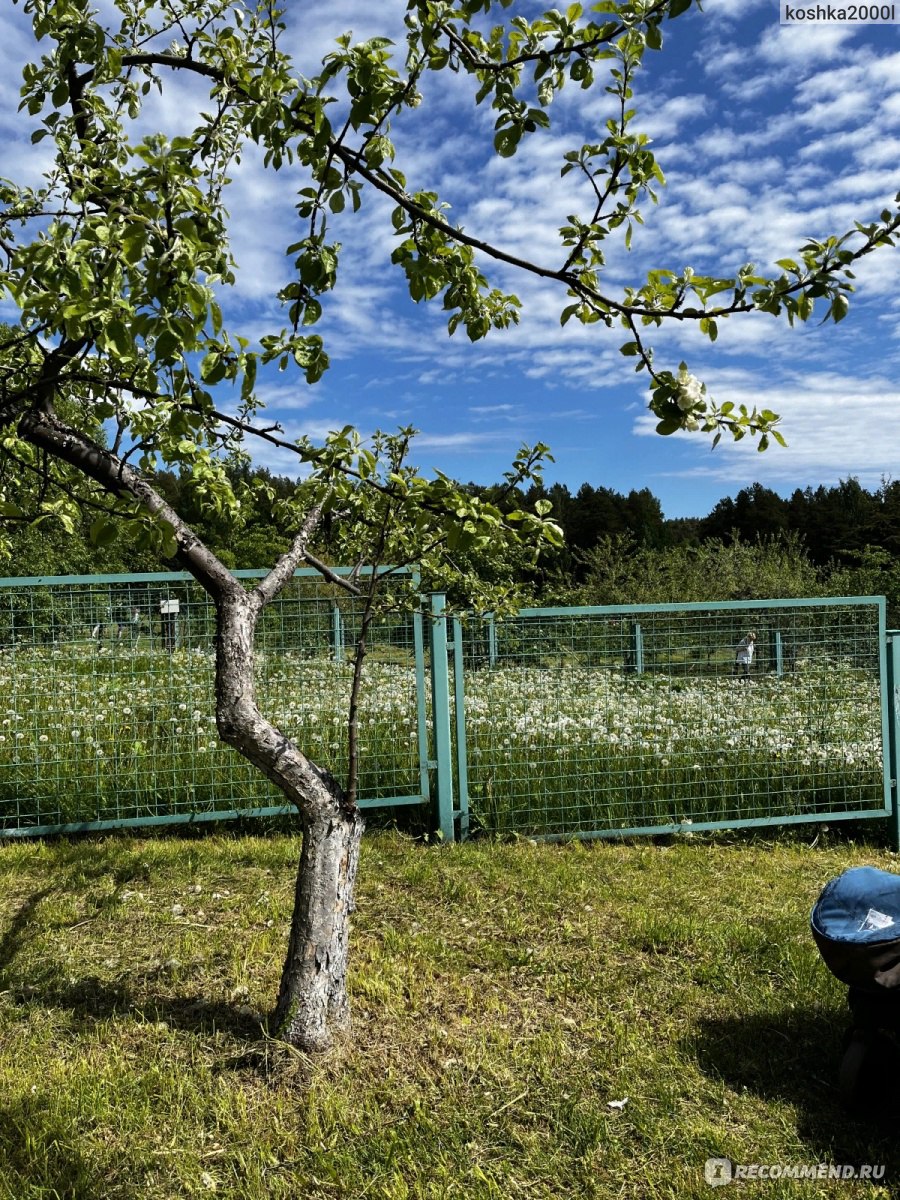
left=213, top=590, right=367, bottom=1052
left=273, top=804, right=365, bottom=1051
left=15, top=410, right=368, bottom=1052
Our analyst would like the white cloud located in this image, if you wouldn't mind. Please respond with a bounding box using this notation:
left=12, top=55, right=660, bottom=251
left=758, top=24, right=857, bottom=67
left=798, top=92, right=870, bottom=131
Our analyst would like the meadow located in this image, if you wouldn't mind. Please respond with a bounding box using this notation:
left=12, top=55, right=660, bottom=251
left=1, top=832, right=899, bottom=1199
left=0, top=642, right=886, bottom=837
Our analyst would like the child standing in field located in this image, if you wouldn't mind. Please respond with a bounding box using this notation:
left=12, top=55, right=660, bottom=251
left=734, top=631, right=756, bottom=680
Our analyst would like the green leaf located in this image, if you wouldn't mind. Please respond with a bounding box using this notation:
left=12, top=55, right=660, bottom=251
left=493, top=127, right=520, bottom=158
left=89, top=517, right=119, bottom=548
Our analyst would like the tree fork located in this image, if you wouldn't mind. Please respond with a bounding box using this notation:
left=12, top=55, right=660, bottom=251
left=206, top=562, right=367, bottom=1052
left=18, top=407, right=366, bottom=1052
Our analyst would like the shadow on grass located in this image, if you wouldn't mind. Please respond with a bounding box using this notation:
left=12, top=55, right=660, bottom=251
left=9, top=973, right=324, bottom=1090
left=692, top=1003, right=900, bottom=1171
left=10, top=972, right=266, bottom=1043
left=0, top=885, right=56, bottom=969
left=0, top=1093, right=108, bottom=1200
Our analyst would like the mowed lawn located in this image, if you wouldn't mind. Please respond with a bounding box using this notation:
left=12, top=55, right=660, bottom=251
left=1, top=830, right=899, bottom=1199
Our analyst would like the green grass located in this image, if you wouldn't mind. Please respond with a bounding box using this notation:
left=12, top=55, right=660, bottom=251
left=1, top=831, right=900, bottom=1198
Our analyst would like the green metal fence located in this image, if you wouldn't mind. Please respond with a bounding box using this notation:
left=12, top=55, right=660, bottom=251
left=0, top=577, right=894, bottom=845
left=447, top=597, right=891, bottom=842
left=0, top=568, right=429, bottom=835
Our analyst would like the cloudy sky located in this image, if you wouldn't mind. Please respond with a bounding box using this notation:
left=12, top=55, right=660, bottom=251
left=2, top=1, right=900, bottom=517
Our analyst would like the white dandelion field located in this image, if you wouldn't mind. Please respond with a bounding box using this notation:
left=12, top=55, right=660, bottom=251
left=0, top=619, right=888, bottom=837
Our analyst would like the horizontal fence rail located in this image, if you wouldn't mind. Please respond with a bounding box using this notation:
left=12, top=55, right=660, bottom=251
left=454, top=597, right=890, bottom=841
left=0, top=569, right=429, bottom=836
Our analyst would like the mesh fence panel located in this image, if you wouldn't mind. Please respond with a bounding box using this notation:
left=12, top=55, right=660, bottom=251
left=459, top=600, right=887, bottom=838
left=0, top=571, right=425, bottom=832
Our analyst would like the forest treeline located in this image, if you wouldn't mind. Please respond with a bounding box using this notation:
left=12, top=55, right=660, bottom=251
left=4, top=464, right=900, bottom=621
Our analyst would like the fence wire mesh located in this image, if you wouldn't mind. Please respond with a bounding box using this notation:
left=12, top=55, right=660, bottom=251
left=458, top=599, right=889, bottom=839
left=0, top=570, right=426, bottom=834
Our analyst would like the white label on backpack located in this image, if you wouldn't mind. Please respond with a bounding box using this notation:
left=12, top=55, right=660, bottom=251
left=860, top=908, right=895, bottom=932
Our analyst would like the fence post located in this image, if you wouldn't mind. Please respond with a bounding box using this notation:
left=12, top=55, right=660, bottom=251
left=774, top=630, right=784, bottom=677
left=633, top=622, right=644, bottom=675
left=429, top=593, right=456, bottom=842
left=332, top=603, right=344, bottom=662
left=487, top=612, right=498, bottom=668
left=888, top=633, right=900, bottom=852
left=452, top=616, right=470, bottom=840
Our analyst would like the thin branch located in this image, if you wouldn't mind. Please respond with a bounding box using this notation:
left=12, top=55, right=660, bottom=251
left=300, top=551, right=363, bottom=596
left=65, top=25, right=899, bottom=333
left=0, top=443, right=120, bottom=518
left=253, top=502, right=325, bottom=608
left=345, top=496, right=393, bottom=806
left=76, top=53, right=222, bottom=90
left=0, top=327, right=46, bottom=357
left=433, top=4, right=670, bottom=75
left=561, top=60, right=631, bottom=274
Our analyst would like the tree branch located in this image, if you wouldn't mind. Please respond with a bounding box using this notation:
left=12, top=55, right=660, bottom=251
left=253, top=502, right=325, bottom=608
left=300, top=551, right=363, bottom=596
left=17, top=408, right=240, bottom=601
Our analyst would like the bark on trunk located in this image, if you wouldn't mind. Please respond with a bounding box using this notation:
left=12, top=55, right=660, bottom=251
left=214, top=591, right=365, bottom=1052
left=274, top=805, right=365, bottom=1051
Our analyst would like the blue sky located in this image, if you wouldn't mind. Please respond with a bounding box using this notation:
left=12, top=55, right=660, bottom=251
left=2, top=1, right=899, bottom=518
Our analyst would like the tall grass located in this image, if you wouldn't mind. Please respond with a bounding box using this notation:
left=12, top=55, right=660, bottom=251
left=0, top=645, right=885, bottom=836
